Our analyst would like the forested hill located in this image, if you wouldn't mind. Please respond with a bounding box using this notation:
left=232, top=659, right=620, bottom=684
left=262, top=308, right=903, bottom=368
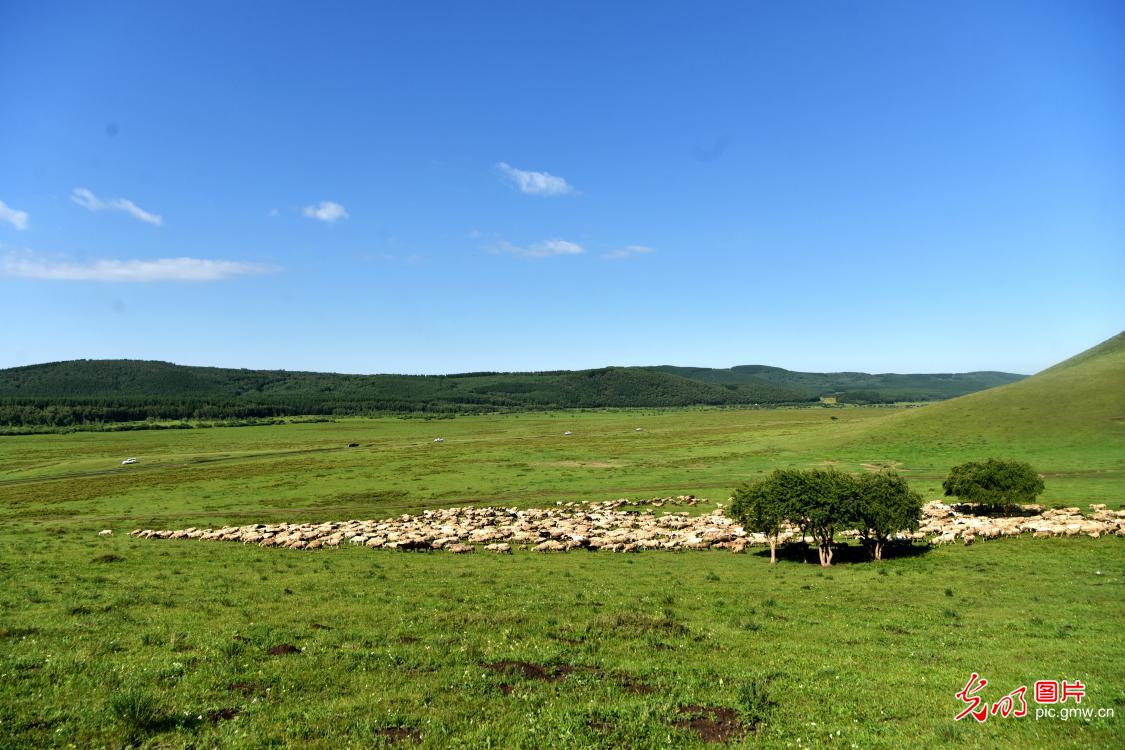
left=0, top=359, right=1024, bottom=430
left=649, top=365, right=1024, bottom=403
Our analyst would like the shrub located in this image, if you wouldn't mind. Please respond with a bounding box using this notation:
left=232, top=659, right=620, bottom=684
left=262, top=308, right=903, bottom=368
left=109, top=688, right=168, bottom=742
left=942, top=459, right=1044, bottom=512
left=736, top=676, right=775, bottom=730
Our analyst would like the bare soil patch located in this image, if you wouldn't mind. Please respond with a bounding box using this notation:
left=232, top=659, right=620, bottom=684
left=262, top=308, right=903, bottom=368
left=376, top=726, right=421, bottom=744
left=674, top=705, right=747, bottom=743
left=207, top=707, right=240, bottom=722
left=620, top=674, right=654, bottom=694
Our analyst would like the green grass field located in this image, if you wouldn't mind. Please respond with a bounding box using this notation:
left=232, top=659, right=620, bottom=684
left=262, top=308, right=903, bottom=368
left=2, top=335, right=1124, bottom=748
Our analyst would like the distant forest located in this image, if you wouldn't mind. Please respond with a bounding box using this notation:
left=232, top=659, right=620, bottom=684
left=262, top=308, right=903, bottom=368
left=0, top=359, right=1024, bottom=432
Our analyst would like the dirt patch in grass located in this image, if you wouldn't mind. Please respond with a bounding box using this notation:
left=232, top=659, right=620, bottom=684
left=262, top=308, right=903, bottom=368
left=376, top=726, right=421, bottom=744
left=207, top=707, right=240, bottom=722
left=267, top=643, right=300, bottom=655
left=674, top=705, right=747, bottom=743
left=310, top=622, right=332, bottom=630
left=397, top=635, right=419, bottom=644
left=552, top=633, right=584, bottom=645
left=227, top=681, right=267, bottom=696
left=620, top=674, right=655, bottom=694
left=482, top=660, right=574, bottom=681
left=92, top=554, right=125, bottom=563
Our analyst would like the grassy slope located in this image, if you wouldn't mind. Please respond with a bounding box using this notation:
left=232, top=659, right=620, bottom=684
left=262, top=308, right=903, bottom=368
left=832, top=332, right=1125, bottom=479
left=873, top=331, right=1125, bottom=443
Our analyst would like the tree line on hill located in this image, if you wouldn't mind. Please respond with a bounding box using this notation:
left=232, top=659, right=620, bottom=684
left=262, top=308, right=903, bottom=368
left=0, top=358, right=1023, bottom=432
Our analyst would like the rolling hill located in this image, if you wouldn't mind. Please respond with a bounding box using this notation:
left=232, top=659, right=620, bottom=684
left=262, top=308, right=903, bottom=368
left=0, top=357, right=1026, bottom=431
left=849, top=331, right=1125, bottom=457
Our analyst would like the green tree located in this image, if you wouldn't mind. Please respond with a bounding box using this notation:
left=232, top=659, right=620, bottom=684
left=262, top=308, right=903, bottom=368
left=730, top=471, right=797, bottom=564
left=853, top=471, right=922, bottom=560
left=942, top=459, right=1045, bottom=512
left=733, top=468, right=859, bottom=566
left=793, top=469, right=858, bottom=567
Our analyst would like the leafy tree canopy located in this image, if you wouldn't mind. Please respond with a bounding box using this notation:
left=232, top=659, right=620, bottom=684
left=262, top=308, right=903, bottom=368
left=942, top=458, right=1045, bottom=509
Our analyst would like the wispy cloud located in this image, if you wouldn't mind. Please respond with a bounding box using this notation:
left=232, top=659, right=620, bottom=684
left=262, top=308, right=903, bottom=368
left=302, top=201, right=348, bottom=223
left=493, top=238, right=584, bottom=258
left=1, top=249, right=276, bottom=282
left=70, top=188, right=163, bottom=226
left=496, top=162, right=576, bottom=196
left=0, top=200, right=29, bottom=231
left=602, top=244, right=655, bottom=260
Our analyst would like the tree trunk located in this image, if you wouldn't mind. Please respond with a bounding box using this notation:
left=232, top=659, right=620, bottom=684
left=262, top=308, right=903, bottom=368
left=874, top=541, right=883, bottom=561
left=819, top=543, right=832, bottom=567
left=769, top=538, right=777, bottom=564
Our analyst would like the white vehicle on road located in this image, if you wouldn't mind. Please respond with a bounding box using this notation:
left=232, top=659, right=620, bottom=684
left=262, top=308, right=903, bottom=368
left=433, top=437, right=445, bottom=443
left=121, top=457, right=138, bottom=465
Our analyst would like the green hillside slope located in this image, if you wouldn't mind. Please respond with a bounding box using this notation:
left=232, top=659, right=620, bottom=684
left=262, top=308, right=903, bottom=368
left=838, top=332, right=1125, bottom=470
left=887, top=332, right=1124, bottom=441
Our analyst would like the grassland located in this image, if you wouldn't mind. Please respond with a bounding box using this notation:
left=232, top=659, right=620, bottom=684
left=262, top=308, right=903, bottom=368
left=1, top=335, right=1123, bottom=748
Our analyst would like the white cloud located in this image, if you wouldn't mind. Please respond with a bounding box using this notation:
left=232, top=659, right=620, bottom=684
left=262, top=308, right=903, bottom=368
left=268, top=208, right=280, bottom=217
left=302, top=201, right=348, bottom=223
left=0, top=249, right=276, bottom=282
left=0, top=200, right=29, bottom=231
left=70, top=187, right=163, bottom=226
left=496, top=162, right=576, bottom=196
left=494, top=238, right=584, bottom=258
left=602, top=244, right=655, bottom=260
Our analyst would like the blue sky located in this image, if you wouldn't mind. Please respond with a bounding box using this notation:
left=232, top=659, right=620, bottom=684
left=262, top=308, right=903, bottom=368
left=1, top=1, right=1122, bottom=375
